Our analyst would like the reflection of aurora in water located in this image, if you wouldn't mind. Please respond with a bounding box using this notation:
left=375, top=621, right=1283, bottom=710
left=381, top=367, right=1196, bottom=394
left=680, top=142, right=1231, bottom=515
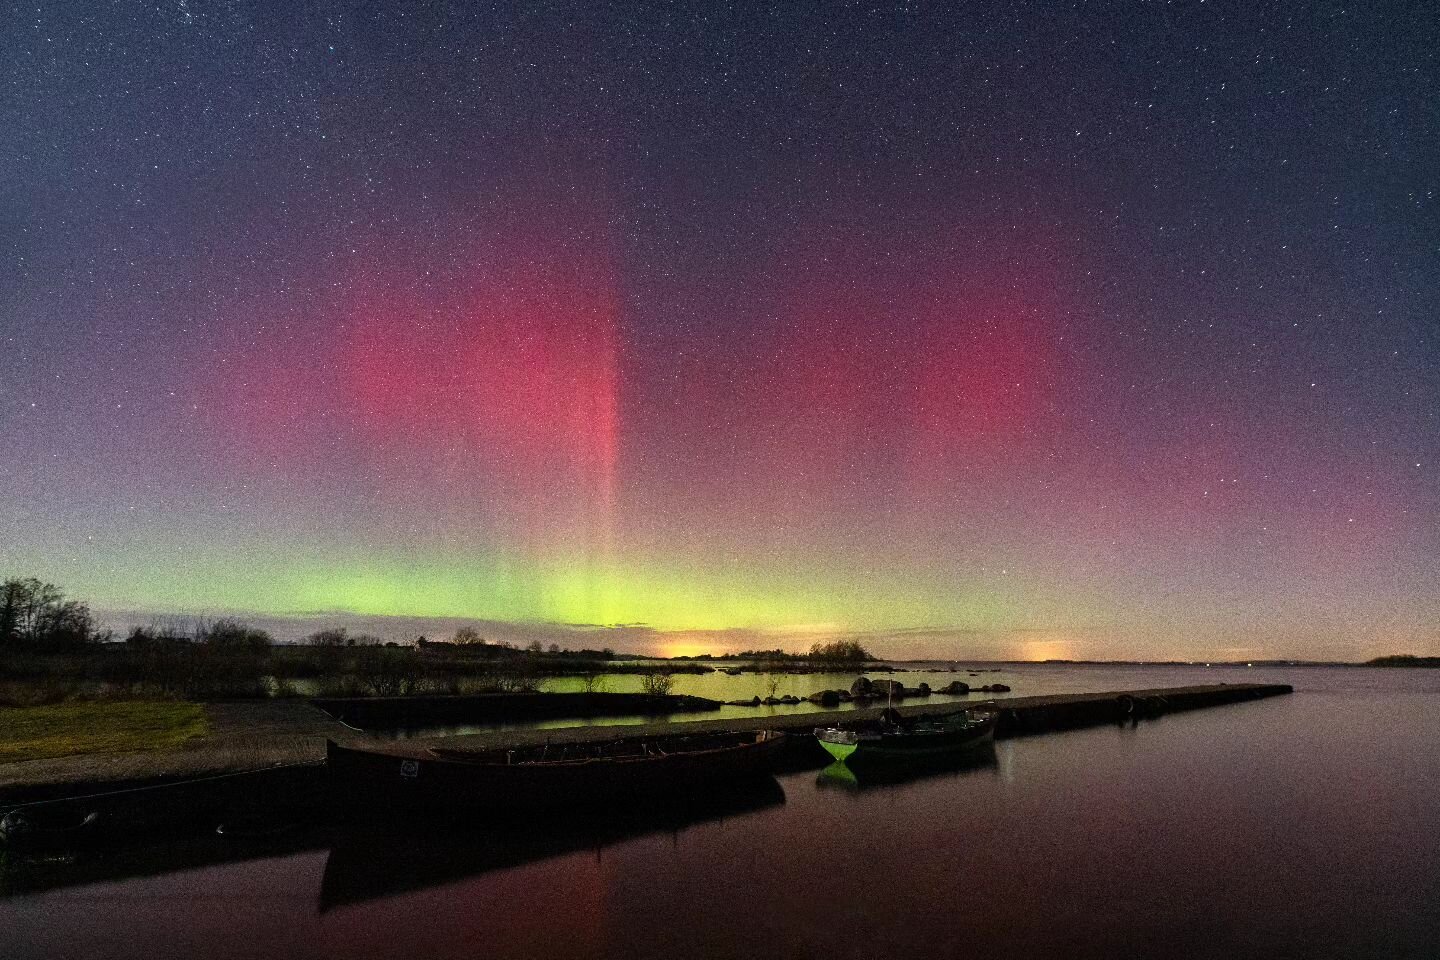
left=815, top=743, right=1000, bottom=793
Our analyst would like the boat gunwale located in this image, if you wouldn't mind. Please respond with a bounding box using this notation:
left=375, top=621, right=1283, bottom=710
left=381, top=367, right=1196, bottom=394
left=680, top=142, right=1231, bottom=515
left=348, top=731, right=783, bottom=771
left=424, top=730, right=783, bottom=768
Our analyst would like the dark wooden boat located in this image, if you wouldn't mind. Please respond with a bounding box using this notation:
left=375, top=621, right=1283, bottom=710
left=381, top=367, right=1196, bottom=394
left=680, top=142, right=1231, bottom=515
left=326, top=729, right=786, bottom=812
left=814, top=709, right=996, bottom=765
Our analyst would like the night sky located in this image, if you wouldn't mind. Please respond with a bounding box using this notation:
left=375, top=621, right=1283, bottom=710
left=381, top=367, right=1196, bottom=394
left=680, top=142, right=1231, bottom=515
left=3, top=1, right=1436, bottom=660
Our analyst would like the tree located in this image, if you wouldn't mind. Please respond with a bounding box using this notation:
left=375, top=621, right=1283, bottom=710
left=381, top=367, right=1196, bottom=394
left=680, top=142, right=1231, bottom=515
left=0, top=577, right=105, bottom=648
left=452, top=626, right=485, bottom=645
left=306, top=627, right=348, bottom=647
left=808, top=639, right=875, bottom=663
left=198, top=618, right=272, bottom=650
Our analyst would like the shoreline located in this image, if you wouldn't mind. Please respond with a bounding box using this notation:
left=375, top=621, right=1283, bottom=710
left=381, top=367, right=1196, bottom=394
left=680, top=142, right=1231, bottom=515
left=0, top=682, right=1291, bottom=815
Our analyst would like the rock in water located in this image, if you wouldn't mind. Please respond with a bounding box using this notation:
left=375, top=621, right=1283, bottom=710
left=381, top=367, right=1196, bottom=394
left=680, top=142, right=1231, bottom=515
left=870, top=678, right=904, bottom=698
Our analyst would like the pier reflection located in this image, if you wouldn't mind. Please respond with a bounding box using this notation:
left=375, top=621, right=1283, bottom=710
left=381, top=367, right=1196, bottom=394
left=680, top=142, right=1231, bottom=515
left=318, top=776, right=787, bottom=912
left=0, top=824, right=329, bottom=899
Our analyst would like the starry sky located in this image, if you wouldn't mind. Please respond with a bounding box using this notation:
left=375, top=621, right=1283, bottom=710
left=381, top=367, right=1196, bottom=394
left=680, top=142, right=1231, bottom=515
left=2, top=1, right=1436, bottom=660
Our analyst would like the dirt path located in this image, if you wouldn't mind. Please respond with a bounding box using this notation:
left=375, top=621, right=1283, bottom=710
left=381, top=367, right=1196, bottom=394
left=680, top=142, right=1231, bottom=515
left=0, top=700, right=348, bottom=805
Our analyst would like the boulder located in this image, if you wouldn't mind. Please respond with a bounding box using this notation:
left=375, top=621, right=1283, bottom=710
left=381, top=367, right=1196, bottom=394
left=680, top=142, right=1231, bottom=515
left=809, top=689, right=842, bottom=707
left=990, top=683, right=1011, bottom=693
left=870, top=678, right=904, bottom=698
left=917, top=682, right=931, bottom=695
left=942, top=680, right=970, bottom=695
left=780, top=694, right=802, bottom=705
left=850, top=676, right=873, bottom=696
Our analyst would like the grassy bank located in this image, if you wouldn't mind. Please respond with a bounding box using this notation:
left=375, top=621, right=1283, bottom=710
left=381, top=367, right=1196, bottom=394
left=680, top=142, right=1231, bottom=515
left=0, top=701, right=209, bottom=763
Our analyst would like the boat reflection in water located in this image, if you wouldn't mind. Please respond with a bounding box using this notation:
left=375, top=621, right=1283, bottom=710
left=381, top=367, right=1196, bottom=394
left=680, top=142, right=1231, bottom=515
left=319, top=774, right=786, bottom=912
left=815, top=741, right=999, bottom=793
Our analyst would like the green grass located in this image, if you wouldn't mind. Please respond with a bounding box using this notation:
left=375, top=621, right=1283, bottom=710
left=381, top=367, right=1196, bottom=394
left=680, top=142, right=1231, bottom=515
left=0, top=701, right=209, bottom=764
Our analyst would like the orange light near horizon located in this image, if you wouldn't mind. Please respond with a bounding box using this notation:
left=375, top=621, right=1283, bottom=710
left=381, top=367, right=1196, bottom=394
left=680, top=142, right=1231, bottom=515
left=1014, top=634, right=1082, bottom=662
left=657, top=642, right=716, bottom=660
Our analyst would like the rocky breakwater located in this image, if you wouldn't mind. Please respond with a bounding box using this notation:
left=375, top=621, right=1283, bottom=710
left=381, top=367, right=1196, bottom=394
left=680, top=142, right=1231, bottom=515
left=724, top=675, right=1012, bottom=709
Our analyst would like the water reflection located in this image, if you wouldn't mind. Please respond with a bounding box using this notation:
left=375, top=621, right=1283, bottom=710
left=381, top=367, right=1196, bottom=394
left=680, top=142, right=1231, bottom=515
left=814, top=742, right=999, bottom=793
left=319, top=776, right=786, bottom=912
left=6, top=668, right=1440, bottom=960
left=0, top=824, right=330, bottom=899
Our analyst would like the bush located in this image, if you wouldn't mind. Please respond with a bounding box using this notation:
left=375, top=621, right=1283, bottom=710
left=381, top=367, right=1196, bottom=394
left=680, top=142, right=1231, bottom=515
left=198, top=618, right=272, bottom=650
left=489, top=659, right=543, bottom=693
left=354, top=646, right=425, bottom=697
left=640, top=670, right=675, bottom=697
left=305, top=627, right=348, bottom=647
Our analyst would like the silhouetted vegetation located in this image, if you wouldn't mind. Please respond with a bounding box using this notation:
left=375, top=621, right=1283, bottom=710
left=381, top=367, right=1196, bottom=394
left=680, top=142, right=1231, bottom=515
left=1366, top=654, right=1440, bottom=668
left=639, top=669, right=676, bottom=697
left=0, top=578, right=110, bottom=649
left=808, top=639, right=876, bottom=662
left=0, top=576, right=886, bottom=706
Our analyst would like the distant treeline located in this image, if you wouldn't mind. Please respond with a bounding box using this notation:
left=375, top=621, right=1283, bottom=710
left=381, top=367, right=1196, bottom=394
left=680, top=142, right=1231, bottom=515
left=674, top=640, right=877, bottom=663
left=1, top=575, right=879, bottom=705
left=0, top=576, right=666, bottom=705
left=1365, top=654, right=1440, bottom=668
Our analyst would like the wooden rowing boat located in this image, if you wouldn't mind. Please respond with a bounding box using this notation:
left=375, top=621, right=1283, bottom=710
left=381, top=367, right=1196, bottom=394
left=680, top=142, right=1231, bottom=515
left=813, top=709, right=995, bottom=765
left=326, top=729, right=786, bottom=812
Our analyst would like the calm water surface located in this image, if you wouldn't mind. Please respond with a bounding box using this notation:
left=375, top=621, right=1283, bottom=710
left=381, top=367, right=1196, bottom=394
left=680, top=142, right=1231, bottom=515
left=5, top=665, right=1438, bottom=959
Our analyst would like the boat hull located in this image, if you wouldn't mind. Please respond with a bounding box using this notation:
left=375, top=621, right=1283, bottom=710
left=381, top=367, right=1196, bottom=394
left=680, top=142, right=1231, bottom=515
left=326, top=730, right=785, bottom=814
left=857, top=722, right=994, bottom=759
left=814, top=711, right=996, bottom=766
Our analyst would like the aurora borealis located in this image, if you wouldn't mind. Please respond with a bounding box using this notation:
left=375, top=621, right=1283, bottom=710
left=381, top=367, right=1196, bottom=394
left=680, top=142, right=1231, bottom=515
left=2, top=2, right=1436, bottom=660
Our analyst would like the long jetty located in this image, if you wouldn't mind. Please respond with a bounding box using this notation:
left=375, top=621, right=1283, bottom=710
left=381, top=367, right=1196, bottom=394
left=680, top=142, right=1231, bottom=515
left=0, top=683, right=1291, bottom=847
left=412, top=682, right=1293, bottom=756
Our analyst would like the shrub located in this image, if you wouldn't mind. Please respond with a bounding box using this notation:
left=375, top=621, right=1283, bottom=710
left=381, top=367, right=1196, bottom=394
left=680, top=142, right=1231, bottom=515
left=306, top=627, right=348, bottom=647
left=198, top=618, right=272, bottom=650
left=489, top=659, right=543, bottom=693
left=640, top=669, right=675, bottom=697
left=354, top=646, right=425, bottom=697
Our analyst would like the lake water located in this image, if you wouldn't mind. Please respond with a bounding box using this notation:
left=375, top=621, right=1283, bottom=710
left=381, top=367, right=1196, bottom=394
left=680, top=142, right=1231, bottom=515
left=5, top=665, right=1439, bottom=959
left=380, top=660, right=1266, bottom=737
